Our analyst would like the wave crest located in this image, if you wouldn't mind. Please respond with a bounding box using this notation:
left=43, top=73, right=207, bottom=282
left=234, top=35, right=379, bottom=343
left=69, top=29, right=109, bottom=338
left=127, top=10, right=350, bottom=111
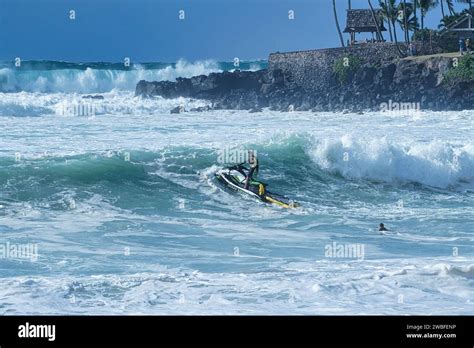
left=0, top=60, right=223, bottom=93
left=309, top=135, right=474, bottom=188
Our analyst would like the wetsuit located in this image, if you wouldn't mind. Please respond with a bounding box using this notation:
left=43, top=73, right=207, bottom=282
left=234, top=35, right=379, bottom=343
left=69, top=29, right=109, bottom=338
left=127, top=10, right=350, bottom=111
left=244, top=158, right=259, bottom=190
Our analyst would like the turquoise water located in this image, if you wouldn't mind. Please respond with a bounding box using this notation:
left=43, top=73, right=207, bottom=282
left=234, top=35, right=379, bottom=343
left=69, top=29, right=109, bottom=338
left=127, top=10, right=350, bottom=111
left=0, top=61, right=472, bottom=314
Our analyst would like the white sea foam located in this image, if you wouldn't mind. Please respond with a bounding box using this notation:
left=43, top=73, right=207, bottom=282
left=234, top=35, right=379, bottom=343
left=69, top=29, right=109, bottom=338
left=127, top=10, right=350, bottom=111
left=310, top=135, right=474, bottom=188
left=0, top=97, right=472, bottom=315
left=0, top=60, right=221, bottom=93
left=0, top=259, right=472, bottom=315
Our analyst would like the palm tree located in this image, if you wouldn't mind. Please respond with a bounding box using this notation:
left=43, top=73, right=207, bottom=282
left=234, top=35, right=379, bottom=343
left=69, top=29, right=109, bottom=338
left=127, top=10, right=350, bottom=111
left=446, top=0, right=456, bottom=14
left=333, top=0, right=345, bottom=47
left=413, top=0, right=418, bottom=33
left=380, top=0, right=394, bottom=41
left=439, top=8, right=474, bottom=28
left=368, top=0, right=384, bottom=41
left=398, top=1, right=417, bottom=42
left=456, top=0, right=472, bottom=10
left=438, top=12, right=458, bottom=27
left=380, top=0, right=406, bottom=54
left=403, top=0, right=410, bottom=43
left=419, top=0, right=438, bottom=29
left=440, top=0, right=446, bottom=17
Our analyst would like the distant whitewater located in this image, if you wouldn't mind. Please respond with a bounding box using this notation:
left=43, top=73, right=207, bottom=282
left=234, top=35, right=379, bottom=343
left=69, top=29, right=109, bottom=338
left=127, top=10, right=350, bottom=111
left=0, top=59, right=267, bottom=93
left=0, top=59, right=472, bottom=315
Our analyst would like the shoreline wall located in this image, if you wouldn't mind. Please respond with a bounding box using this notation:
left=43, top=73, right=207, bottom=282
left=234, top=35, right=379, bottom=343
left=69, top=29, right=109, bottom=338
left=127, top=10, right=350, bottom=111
left=136, top=43, right=472, bottom=112
left=268, top=42, right=441, bottom=91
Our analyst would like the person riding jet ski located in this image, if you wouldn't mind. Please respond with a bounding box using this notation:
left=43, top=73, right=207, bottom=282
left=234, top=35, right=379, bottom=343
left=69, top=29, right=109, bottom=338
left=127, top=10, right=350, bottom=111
left=215, top=152, right=297, bottom=208
left=244, top=150, right=259, bottom=190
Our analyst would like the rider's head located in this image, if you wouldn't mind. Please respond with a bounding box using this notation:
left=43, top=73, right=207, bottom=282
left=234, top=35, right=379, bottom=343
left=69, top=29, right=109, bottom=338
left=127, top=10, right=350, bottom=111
left=248, top=150, right=256, bottom=164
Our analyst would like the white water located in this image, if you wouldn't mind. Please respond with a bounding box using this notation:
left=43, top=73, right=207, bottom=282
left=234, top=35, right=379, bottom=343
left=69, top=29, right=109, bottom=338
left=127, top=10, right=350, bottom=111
left=0, top=60, right=222, bottom=93
left=0, top=89, right=473, bottom=315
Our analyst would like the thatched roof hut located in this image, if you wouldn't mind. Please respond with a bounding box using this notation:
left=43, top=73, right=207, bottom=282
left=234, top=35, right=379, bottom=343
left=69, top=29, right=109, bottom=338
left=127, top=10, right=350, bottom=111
left=344, top=9, right=386, bottom=44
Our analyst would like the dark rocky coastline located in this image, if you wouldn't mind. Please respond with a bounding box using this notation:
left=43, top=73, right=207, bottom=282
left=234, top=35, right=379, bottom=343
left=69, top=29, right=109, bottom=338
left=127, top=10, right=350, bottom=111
left=135, top=55, right=473, bottom=113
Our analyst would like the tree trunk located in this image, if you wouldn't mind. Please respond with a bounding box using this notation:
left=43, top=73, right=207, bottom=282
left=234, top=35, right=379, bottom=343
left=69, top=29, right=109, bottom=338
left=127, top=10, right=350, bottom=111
left=384, top=0, right=394, bottom=41
left=368, top=0, right=384, bottom=41
left=446, top=0, right=455, bottom=15
left=392, top=19, right=407, bottom=57
left=403, top=0, right=410, bottom=43
left=440, top=0, right=445, bottom=18
left=413, top=0, right=418, bottom=34
left=333, top=0, right=345, bottom=47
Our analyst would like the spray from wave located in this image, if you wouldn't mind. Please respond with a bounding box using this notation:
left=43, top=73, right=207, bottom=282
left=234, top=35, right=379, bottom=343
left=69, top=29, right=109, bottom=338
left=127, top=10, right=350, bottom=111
left=0, top=59, right=267, bottom=94
left=309, top=134, right=474, bottom=189
left=2, top=135, right=474, bottom=209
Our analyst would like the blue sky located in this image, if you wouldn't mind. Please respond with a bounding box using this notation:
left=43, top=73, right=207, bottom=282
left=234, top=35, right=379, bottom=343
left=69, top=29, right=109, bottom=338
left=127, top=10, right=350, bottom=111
left=0, top=0, right=468, bottom=62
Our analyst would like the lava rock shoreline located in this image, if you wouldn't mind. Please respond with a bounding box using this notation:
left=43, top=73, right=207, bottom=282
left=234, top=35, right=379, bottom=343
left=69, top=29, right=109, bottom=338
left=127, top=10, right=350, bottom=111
left=135, top=56, right=473, bottom=113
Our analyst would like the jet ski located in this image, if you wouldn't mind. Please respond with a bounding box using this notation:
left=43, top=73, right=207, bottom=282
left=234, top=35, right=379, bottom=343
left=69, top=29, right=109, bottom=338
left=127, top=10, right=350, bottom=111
left=214, top=165, right=299, bottom=209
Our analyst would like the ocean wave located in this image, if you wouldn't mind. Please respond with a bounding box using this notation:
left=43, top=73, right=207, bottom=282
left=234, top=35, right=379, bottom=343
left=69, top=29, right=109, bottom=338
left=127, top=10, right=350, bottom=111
left=308, top=135, right=474, bottom=189
left=429, top=263, right=474, bottom=279
left=0, top=152, right=150, bottom=186
left=0, top=90, right=212, bottom=117
left=0, top=59, right=266, bottom=94
left=2, top=134, right=474, bottom=210
left=1, top=258, right=473, bottom=315
left=2, top=135, right=474, bottom=193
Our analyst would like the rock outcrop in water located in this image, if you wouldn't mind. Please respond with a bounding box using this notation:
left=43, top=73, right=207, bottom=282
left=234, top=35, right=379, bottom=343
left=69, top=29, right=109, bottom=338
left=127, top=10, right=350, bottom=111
left=135, top=56, right=473, bottom=112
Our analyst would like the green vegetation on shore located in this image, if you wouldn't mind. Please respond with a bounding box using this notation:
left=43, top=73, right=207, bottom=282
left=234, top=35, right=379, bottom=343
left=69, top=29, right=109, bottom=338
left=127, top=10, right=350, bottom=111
left=332, top=1, right=473, bottom=57
left=333, top=55, right=363, bottom=85
left=444, top=54, right=474, bottom=84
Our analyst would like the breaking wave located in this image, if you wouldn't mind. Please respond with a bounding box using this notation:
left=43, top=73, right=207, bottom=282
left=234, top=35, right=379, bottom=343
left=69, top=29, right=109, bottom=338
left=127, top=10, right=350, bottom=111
left=0, top=59, right=267, bottom=93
